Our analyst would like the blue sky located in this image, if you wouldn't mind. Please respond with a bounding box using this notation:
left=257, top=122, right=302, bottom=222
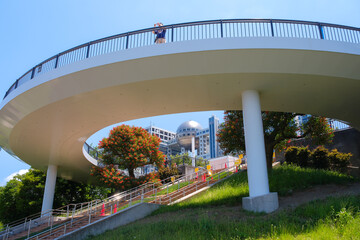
left=0, top=0, right=359, bottom=185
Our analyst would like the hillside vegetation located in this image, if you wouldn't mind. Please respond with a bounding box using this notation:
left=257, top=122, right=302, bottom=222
left=88, top=165, right=359, bottom=240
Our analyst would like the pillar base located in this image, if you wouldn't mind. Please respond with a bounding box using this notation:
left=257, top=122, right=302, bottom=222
left=242, top=192, right=279, bottom=213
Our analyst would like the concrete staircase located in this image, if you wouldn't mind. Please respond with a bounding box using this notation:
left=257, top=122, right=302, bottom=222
left=1, top=164, right=240, bottom=240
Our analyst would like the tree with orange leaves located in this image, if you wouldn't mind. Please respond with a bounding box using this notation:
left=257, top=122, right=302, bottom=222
left=91, top=125, right=165, bottom=190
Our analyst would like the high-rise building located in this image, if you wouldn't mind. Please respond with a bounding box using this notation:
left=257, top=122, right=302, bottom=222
left=209, top=115, right=220, bottom=159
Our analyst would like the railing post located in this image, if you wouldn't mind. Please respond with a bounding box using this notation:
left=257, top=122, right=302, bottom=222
left=30, top=67, right=36, bottom=79
left=270, top=20, right=274, bottom=37
left=126, top=34, right=129, bottom=49
left=318, top=23, right=324, bottom=39
left=71, top=208, right=75, bottom=227
left=171, top=25, right=174, bottom=42
left=50, top=215, right=53, bottom=232
left=27, top=219, right=32, bottom=239
left=66, top=205, right=69, bottom=218
left=220, top=20, right=224, bottom=38
left=73, top=205, right=77, bottom=216
left=86, top=43, right=91, bottom=58
left=54, top=54, right=59, bottom=68
left=3, top=224, right=9, bottom=240
left=24, top=217, right=27, bottom=230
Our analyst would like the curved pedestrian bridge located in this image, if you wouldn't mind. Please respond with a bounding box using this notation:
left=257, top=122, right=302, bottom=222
left=0, top=19, right=359, bottom=184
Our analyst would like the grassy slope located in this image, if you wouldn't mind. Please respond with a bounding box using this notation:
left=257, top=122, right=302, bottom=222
left=88, top=165, right=359, bottom=240
left=154, top=164, right=355, bottom=214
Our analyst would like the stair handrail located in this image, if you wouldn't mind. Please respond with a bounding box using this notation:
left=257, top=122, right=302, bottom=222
left=25, top=162, right=238, bottom=239
left=1, top=161, right=230, bottom=239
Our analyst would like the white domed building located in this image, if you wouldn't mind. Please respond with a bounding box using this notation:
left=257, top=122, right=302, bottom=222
left=145, top=115, right=222, bottom=160
left=176, top=120, right=202, bottom=150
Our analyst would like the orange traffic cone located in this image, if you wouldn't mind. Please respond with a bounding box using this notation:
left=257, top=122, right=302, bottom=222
left=225, top=163, right=227, bottom=169
left=196, top=172, right=198, bottom=180
left=235, top=166, right=238, bottom=173
left=100, top=203, right=105, bottom=216
left=203, top=174, right=206, bottom=182
left=114, top=204, right=117, bottom=213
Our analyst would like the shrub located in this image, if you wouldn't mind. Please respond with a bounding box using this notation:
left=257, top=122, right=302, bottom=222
left=158, top=164, right=179, bottom=182
left=310, top=146, right=330, bottom=170
left=328, top=149, right=352, bottom=173
left=297, top=146, right=311, bottom=167
left=285, top=146, right=310, bottom=167
left=285, top=146, right=299, bottom=165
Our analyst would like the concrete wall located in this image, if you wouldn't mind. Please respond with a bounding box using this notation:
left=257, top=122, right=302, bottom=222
left=209, top=156, right=237, bottom=170
left=59, top=203, right=160, bottom=240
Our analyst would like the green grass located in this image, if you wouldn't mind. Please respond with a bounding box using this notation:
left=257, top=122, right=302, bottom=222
left=268, top=164, right=355, bottom=195
left=87, top=195, right=360, bottom=240
left=85, top=165, right=358, bottom=240
left=153, top=164, right=354, bottom=214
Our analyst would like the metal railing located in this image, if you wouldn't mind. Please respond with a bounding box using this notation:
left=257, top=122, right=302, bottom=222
left=26, top=161, right=238, bottom=240
left=83, top=142, right=100, bottom=160
left=0, top=161, right=239, bottom=239
left=3, top=19, right=360, bottom=99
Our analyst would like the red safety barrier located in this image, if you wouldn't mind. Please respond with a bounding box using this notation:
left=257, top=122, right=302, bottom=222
left=100, top=203, right=105, bottom=216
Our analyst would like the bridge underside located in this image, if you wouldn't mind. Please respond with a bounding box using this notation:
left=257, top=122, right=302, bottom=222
left=0, top=38, right=359, bottom=182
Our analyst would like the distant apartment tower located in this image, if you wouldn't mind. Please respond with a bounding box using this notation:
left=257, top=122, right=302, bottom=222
left=209, top=115, right=220, bottom=159
left=145, top=125, right=176, bottom=141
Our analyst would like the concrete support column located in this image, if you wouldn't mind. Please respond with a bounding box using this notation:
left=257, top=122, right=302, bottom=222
left=41, top=164, right=57, bottom=215
left=241, top=90, right=278, bottom=213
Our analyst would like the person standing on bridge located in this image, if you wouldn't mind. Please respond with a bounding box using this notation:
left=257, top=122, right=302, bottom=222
left=153, top=22, right=166, bottom=44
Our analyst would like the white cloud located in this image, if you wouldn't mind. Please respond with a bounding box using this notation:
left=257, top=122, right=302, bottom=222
left=4, top=169, right=29, bottom=183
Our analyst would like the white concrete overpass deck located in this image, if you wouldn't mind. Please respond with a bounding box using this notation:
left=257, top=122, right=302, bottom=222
left=0, top=37, right=359, bottom=182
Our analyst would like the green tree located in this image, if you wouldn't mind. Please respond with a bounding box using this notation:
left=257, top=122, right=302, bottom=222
left=158, top=164, right=179, bottom=182
left=169, top=153, right=206, bottom=167
left=217, top=111, right=334, bottom=170
left=170, top=153, right=192, bottom=166
left=0, top=169, right=110, bottom=224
